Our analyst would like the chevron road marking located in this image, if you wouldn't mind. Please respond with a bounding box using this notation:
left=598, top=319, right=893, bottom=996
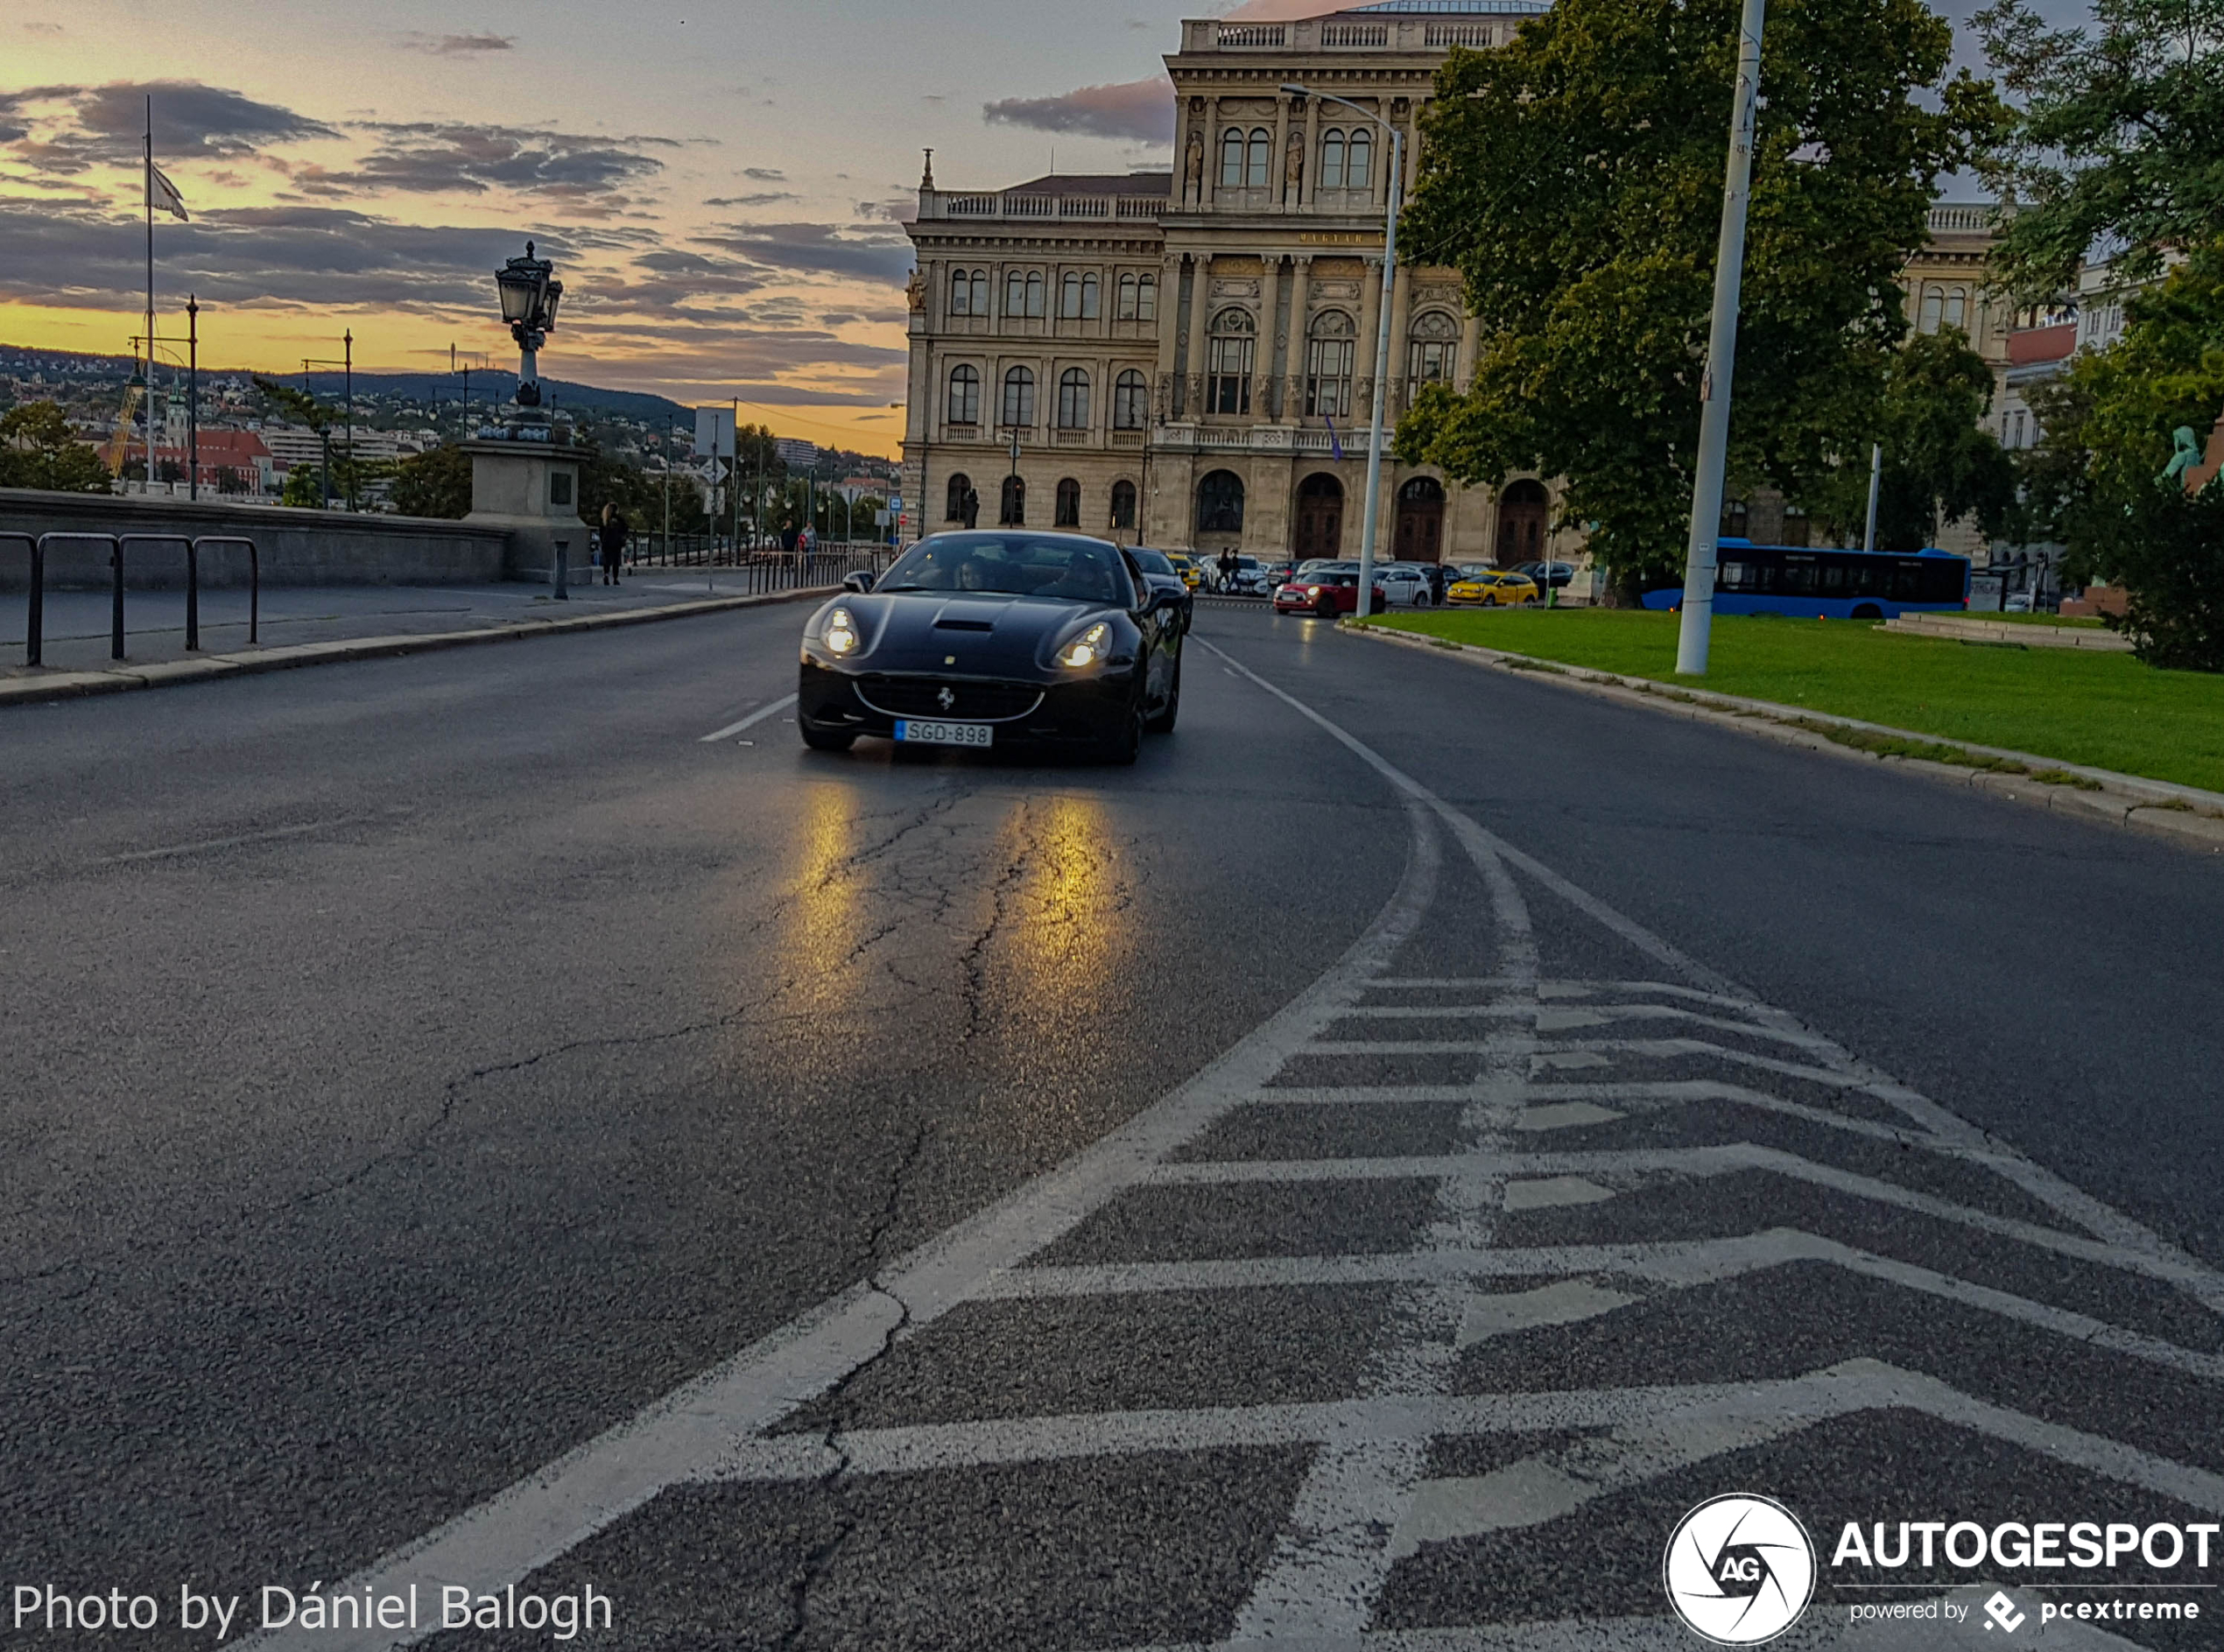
left=241, top=643, right=2224, bottom=1650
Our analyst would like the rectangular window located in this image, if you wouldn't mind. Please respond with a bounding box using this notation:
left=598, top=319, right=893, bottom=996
left=1117, top=274, right=1137, bottom=321
left=1306, top=339, right=1354, bottom=418
left=1137, top=274, right=1157, bottom=321
left=1208, top=336, right=1253, bottom=415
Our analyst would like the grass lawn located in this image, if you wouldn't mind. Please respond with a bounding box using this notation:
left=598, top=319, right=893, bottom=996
left=1369, top=607, right=2224, bottom=794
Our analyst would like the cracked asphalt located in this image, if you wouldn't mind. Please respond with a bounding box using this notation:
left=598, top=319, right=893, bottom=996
left=4, top=600, right=2224, bottom=1649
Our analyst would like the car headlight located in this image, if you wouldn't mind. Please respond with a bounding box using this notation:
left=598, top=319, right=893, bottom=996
left=824, top=606, right=860, bottom=656
left=1056, top=621, right=1112, bottom=669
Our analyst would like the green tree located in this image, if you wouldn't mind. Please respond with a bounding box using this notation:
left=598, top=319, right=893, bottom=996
left=391, top=445, right=475, bottom=519
left=2015, top=243, right=2224, bottom=668
left=1975, top=0, right=2224, bottom=297
left=1804, top=329, right=2018, bottom=549
left=279, top=452, right=389, bottom=510
left=0, top=400, right=113, bottom=493
left=1395, top=0, right=2000, bottom=591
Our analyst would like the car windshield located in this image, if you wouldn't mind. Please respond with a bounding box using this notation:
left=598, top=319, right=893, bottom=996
left=878, top=534, right=1130, bottom=604
left=1130, top=550, right=1174, bottom=575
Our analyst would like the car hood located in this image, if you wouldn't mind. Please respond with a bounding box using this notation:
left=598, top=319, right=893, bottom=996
left=840, top=592, right=1120, bottom=673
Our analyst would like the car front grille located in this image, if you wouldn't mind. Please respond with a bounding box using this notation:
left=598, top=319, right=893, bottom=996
left=854, top=677, right=1045, bottom=722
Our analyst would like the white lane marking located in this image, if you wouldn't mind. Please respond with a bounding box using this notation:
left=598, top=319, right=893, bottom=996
left=1227, top=800, right=1534, bottom=1644
left=1502, top=1176, right=1616, bottom=1211
left=102, top=818, right=355, bottom=863
left=975, top=1229, right=2224, bottom=1384
left=698, top=692, right=798, bottom=742
left=1511, top=1102, right=1625, bottom=1131
left=238, top=792, right=1442, bottom=1652
left=1456, top=1279, right=1634, bottom=1346
left=1385, top=1356, right=2224, bottom=1560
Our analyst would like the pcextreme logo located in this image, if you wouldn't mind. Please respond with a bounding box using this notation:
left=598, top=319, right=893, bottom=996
left=1664, top=1494, right=1819, bottom=1645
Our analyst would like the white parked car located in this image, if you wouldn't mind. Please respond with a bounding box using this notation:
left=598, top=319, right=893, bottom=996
left=1374, top=565, right=1436, bottom=606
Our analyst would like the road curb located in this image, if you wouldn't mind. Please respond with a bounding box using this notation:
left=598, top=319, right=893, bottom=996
left=0, top=585, right=834, bottom=710
left=1345, top=620, right=2224, bottom=854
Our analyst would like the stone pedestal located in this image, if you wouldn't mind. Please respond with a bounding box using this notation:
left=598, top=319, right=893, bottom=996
left=462, top=437, right=586, bottom=583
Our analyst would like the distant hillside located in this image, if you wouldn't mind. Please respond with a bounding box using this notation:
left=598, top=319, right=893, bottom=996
left=0, top=344, right=688, bottom=425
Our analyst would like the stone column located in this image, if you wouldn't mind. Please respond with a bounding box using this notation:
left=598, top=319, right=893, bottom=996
left=1457, top=313, right=1481, bottom=392
left=1185, top=254, right=1211, bottom=416
left=1299, top=98, right=1322, bottom=210
left=1155, top=252, right=1182, bottom=418
left=1257, top=255, right=1283, bottom=418
left=1272, top=97, right=1292, bottom=208
left=1357, top=256, right=1384, bottom=412
left=1201, top=99, right=1221, bottom=209
left=1386, top=260, right=1414, bottom=414
left=1284, top=256, right=1313, bottom=416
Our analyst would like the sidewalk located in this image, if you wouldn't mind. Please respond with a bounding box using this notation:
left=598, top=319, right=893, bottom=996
left=1, top=568, right=815, bottom=679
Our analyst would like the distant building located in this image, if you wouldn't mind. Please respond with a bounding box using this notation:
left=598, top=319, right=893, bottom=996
left=774, top=438, right=820, bottom=469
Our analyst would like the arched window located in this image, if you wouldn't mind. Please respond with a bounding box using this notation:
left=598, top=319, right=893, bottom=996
left=1117, top=272, right=1139, bottom=320
left=1000, top=474, right=1026, bottom=526
left=1346, top=128, right=1373, bottom=191
left=1137, top=271, right=1158, bottom=320
left=1719, top=497, right=1750, bottom=538
left=1028, top=271, right=1045, bottom=316
left=1055, top=477, right=1081, bottom=528
left=1007, top=270, right=1045, bottom=318
left=1196, top=469, right=1245, bottom=535
left=1321, top=130, right=1347, bottom=190
left=1306, top=310, right=1356, bottom=418
left=948, top=269, right=978, bottom=317
left=1918, top=286, right=1944, bottom=334
left=1407, top=310, right=1460, bottom=395
left=1247, top=128, right=1270, bottom=187
left=1944, top=287, right=1967, bottom=329
left=945, top=472, right=974, bottom=523
left=1061, top=272, right=1084, bottom=319
left=1081, top=273, right=1099, bottom=319
left=1220, top=127, right=1246, bottom=187
left=1113, top=369, right=1149, bottom=430
left=947, top=363, right=981, bottom=425
left=1001, top=365, right=1036, bottom=429
left=1207, top=308, right=1255, bottom=415
left=1057, top=367, right=1091, bottom=430
left=1109, top=479, right=1137, bottom=531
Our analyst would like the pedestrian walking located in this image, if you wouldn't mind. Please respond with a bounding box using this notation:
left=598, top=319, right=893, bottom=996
left=599, top=503, right=630, bottom=586
left=1217, top=549, right=1237, bottom=593
left=1427, top=561, right=1447, bottom=605
left=961, top=486, right=980, bottom=530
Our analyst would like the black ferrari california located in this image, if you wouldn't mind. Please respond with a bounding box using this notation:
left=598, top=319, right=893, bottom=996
left=797, top=531, right=1184, bottom=762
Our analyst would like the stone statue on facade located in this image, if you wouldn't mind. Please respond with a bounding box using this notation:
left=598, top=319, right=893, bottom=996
left=1185, top=130, right=1205, bottom=196
left=1284, top=131, right=1304, bottom=195
left=904, top=267, right=927, bottom=313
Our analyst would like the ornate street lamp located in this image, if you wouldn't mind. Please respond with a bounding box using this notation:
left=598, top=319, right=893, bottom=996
left=494, top=240, right=564, bottom=419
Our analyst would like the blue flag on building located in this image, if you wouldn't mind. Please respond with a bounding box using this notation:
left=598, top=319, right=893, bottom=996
left=1324, top=415, right=1344, bottom=460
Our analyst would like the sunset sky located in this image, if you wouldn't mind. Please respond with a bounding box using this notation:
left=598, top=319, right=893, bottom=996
left=4, top=0, right=2030, bottom=456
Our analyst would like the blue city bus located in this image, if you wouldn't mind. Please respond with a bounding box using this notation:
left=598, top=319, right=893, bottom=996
left=1640, top=539, right=1971, bottom=620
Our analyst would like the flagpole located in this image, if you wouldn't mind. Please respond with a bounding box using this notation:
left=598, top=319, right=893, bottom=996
left=144, top=95, right=155, bottom=496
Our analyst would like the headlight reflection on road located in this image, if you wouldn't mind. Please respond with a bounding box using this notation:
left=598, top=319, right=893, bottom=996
left=774, top=783, right=868, bottom=1019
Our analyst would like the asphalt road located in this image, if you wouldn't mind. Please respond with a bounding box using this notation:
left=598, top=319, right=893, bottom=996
left=4, top=600, right=2222, bottom=1650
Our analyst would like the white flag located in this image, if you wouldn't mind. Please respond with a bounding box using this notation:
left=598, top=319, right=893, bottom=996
left=150, top=163, right=188, bottom=221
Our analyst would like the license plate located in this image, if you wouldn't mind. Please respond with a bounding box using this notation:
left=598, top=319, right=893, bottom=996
left=894, top=719, right=993, bottom=748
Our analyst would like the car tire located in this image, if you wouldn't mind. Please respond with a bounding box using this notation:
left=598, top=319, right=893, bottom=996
left=1315, top=598, right=1336, bottom=619
left=1145, top=656, right=1181, bottom=734
left=799, top=725, right=855, bottom=752
left=1104, top=699, right=1144, bottom=764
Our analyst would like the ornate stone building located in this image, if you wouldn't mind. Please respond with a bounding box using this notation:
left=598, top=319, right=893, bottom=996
left=899, top=4, right=2010, bottom=568
left=900, top=0, right=1566, bottom=566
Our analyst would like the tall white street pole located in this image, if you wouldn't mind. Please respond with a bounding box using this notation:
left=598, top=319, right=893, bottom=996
left=1283, top=85, right=1402, bottom=620
left=1672, top=0, right=1768, bottom=676
left=1863, top=440, right=1882, bottom=551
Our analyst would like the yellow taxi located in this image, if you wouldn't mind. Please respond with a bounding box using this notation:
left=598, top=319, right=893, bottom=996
left=1164, top=552, right=1204, bottom=591
left=1446, top=568, right=1540, bottom=607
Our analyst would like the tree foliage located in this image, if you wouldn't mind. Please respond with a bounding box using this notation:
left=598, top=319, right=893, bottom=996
left=2015, top=242, right=2224, bottom=668
left=1395, top=0, right=2000, bottom=587
left=1975, top=0, right=2224, bottom=297
left=1804, top=329, right=2017, bottom=549
left=391, top=445, right=475, bottom=519
left=0, top=400, right=112, bottom=493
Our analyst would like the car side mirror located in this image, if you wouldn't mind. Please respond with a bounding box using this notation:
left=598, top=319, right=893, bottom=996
left=841, top=571, right=874, bottom=594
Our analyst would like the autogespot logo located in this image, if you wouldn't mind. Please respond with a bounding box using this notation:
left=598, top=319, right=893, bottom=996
left=1664, top=1494, right=1819, bottom=1645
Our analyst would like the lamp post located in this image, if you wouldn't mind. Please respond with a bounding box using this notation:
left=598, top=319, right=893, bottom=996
left=186, top=296, right=199, bottom=502
left=1005, top=426, right=1022, bottom=525
left=493, top=240, right=564, bottom=431
left=1284, top=82, right=1403, bottom=618
left=1672, top=0, right=1768, bottom=675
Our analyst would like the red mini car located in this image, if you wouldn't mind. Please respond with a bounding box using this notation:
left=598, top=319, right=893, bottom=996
left=1273, top=571, right=1389, bottom=618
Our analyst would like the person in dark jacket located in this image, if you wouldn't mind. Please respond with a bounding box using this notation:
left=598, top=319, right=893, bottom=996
left=961, top=487, right=980, bottom=530
left=1427, top=561, right=1447, bottom=605
left=599, top=504, right=630, bottom=585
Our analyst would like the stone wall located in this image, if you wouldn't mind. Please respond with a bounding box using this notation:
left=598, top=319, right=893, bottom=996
left=0, top=489, right=513, bottom=591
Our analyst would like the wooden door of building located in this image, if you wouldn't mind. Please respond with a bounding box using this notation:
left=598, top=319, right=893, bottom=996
left=1394, top=477, right=1445, bottom=561
left=1294, top=473, right=1343, bottom=559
